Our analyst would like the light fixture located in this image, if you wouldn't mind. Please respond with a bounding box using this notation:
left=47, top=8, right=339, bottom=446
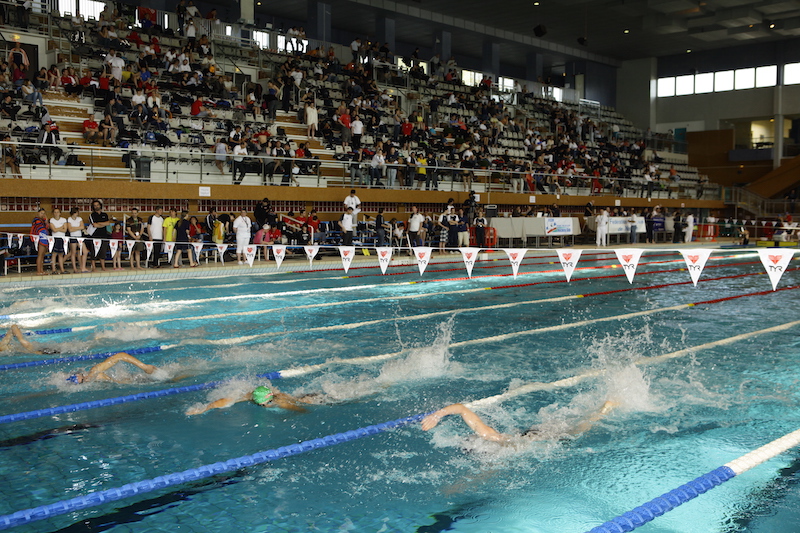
left=769, top=22, right=776, bottom=29
left=623, top=29, right=630, bottom=34
left=686, top=49, right=692, bottom=53
left=533, top=1, right=539, bottom=5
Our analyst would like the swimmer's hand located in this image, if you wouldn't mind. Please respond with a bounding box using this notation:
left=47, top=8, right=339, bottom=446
left=185, top=405, right=208, bottom=416
left=421, top=413, right=442, bottom=431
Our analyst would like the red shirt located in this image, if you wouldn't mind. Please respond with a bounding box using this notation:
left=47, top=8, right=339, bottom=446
left=307, top=217, right=320, bottom=231
left=339, top=114, right=351, bottom=128
left=191, top=99, right=204, bottom=115
left=83, top=120, right=98, bottom=131
left=401, top=122, right=414, bottom=136
left=99, top=76, right=110, bottom=90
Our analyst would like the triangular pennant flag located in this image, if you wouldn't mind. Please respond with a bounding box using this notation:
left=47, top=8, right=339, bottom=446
left=271, top=245, right=286, bottom=268
left=614, top=248, right=644, bottom=284
left=125, top=240, right=135, bottom=254
left=164, top=241, right=175, bottom=262
left=733, top=219, right=738, bottom=225
left=503, top=248, right=528, bottom=279
left=339, top=246, right=355, bottom=273
left=192, top=241, right=204, bottom=261
left=92, top=238, right=102, bottom=253
left=47, top=236, right=55, bottom=253
left=32, top=234, right=40, bottom=246
left=762, top=220, right=768, bottom=226
left=459, top=247, right=481, bottom=278
left=413, top=247, right=433, bottom=275
left=376, top=247, right=393, bottom=274
left=76, top=237, right=85, bottom=252
left=144, top=240, right=154, bottom=261
left=109, top=239, right=119, bottom=257
left=244, top=245, right=257, bottom=267
left=556, top=249, right=583, bottom=282
left=680, top=249, right=712, bottom=287
left=757, top=249, right=795, bottom=291
left=215, top=243, right=228, bottom=263
left=17, top=234, right=23, bottom=248
left=304, top=245, right=319, bottom=267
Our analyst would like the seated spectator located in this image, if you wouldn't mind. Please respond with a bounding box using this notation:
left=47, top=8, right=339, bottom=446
left=61, top=67, right=82, bottom=96
left=0, top=94, right=20, bottom=120
left=21, top=79, right=43, bottom=108
left=190, top=95, right=215, bottom=117
left=83, top=114, right=101, bottom=144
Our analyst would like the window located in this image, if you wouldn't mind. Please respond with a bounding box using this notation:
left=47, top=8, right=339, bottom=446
left=225, top=25, right=232, bottom=37
left=60, top=0, right=104, bottom=20
left=276, top=35, right=309, bottom=54
left=163, top=13, right=169, bottom=29
left=461, top=70, right=482, bottom=87
left=498, top=77, right=515, bottom=92
left=714, top=70, right=734, bottom=92
left=786, top=63, right=800, bottom=85
left=657, top=77, right=675, bottom=97
left=253, top=30, right=269, bottom=50
left=755, top=65, right=777, bottom=88
left=734, top=68, right=755, bottom=90
left=694, top=72, right=713, bottom=93
left=552, top=87, right=563, bottom=102
left=675, top=75, right=694, bottom=96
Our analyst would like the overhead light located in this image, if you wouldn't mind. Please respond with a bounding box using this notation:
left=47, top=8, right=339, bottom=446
left=769, top=22, right=776, bottom=29
left=533, top=1, right=539, bottom=5
left=686, top=49, right=692, bottom=53
left=623, top=29, right=630, bottom=34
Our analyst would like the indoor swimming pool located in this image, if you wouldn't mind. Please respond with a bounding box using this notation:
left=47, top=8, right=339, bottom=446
left=0, top=249, right=798, bottom=533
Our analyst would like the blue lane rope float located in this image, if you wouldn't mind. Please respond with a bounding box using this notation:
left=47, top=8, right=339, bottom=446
left=586, top=427, right=800, bottom=533
left=0, top=412, right=429, bottom=530
left=0, top=345, right=171, bottom=372
left=0, top=371, right=283, bottom=425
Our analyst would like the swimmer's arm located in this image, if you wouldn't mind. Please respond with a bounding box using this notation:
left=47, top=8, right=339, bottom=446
left=185, top=396, right=242, bottom=416
left=273, top=392, right=309, bottom=413
left=567, top=400, right=618, bottom=436
left=11, top=325, right=41, bottom=354
left=421, top=403, right=509, bottom=443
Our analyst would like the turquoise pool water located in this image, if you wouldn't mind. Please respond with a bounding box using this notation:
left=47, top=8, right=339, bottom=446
left=0, top=250, right=798, bottom=532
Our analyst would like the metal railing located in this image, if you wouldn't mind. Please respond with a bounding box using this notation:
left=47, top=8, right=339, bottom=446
left=723, top=187, right=797, bottom=218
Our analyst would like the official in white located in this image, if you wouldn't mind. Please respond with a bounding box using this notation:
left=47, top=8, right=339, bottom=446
left=233, top=209, right=252, bottom=264
left=596, top=208, right=609, bottom=247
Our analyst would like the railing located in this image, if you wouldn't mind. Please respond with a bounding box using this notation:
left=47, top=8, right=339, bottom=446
left=0, top=141, right=720, bottom=201
left=723, top=187, right=796, bottom=217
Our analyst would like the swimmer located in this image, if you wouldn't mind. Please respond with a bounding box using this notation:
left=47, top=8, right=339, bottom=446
left=0, top=324, right=59, bottom=355
left=421, top=400, right=618, bottom=444
left=186, top=385, right=325, bottom=415
left=67, top=352, right=159, bottom=384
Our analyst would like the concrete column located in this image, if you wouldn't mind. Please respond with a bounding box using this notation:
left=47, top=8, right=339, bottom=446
left=482, top=41, right=500, bottom=78
left=525, top=53, right=544, bottom=83
left=307, top=0, right=332, bottom=43
left=773, top=67, right=784, bottom=169
left=434, top=30, right=451, bottom=63
left=376, top=15, right=395, bottom=52
left=240, top=0, right=254, bottom=25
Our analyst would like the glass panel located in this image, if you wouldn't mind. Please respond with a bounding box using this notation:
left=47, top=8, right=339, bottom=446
left=755, top=65, right=777, bottom=88
left=694, top=72, right=713, bottom=93
left=734, top=68, right=755, bottom=90
left=715, top=70, right=734, bottom=92
left=657, top=77, right=675, bottom=97
left=675, top=75, right=694, bottom=96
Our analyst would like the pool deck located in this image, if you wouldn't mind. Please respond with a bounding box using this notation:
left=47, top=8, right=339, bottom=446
left=0, top=239, right=749, bottom=288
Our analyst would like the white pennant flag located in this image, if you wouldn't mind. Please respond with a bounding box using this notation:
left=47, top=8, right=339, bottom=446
left=109, top=239, right=119, bottom=257
left=503, top=248, right=527, bottom=279
left=215, top=243, right=228, bottom=263
left=757, top=249, right=795, bottom=291
left=17, top=234, right=23, bottom=248
left=47, top=236, right=56, bottom=253
left=762, top=220, right=768, bottom=226
left=413, top=247, right=433, bottom=275
left=92, top=238, right=102, bottom=253
left=459, top=247, right=481, bottom=278
left=244, top=245, right=257, bottom=267
left=5, top=233, right=11, bottom=246
left=339, top=246, right=355, bottom=273
left=271, top=245, right=286, bottom=268
left=614, top=248, right=645, bottom=284
left=76, top=237, right=86, bottom=252
left=556, top=249, right=583, bottom=282
left=376, top=247, right=393, bottom=274
left=144, top=241, right=154, bottom=261
left=164, top=241, right=175, bottom=262
left=32, top=234, right=40, bottom=247
left=304, top=245, right=319, bottom=267
left=733, top=219, right=738, bottom=225
left=192, top=242, right=204, bottom=261
left=680, top=249, right=712, bottom=287
left=125, top=240, right=135, bottom=254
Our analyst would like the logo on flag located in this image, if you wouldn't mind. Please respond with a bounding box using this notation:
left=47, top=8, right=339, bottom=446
left=376, top=247, right=393, bottom=274
left=503, top=249, right=527, bottom=278
left=757, top=249, right=795, bottom=290
left=413, top=247, right=433, bottom=275
left=614, top=249, right=644, bottom=284
left=679, top=249, right=712, bottom=287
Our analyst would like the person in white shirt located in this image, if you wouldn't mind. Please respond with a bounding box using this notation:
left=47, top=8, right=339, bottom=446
left=147, top=206, right=165, bottom=268
left=131, top=88, right=146, bottom=108
left=339, top=207, right=355, bottom=245
left=343, top=190, right=361, bottom=223
left=683, top=212, right=694, bottom=243
left=596, top=208, right=609, bottom=247
left=351, top=116, right=364, bottom=149
left=305, top=101, right=318, bottom=138
left=104, top=50, right=125, bottom=82
left=67, top=207, right=84, bottom=274
left=407, top=205, right=425, bottom=247
left=370, top=149, right=385, bottom=188
left=233, top=209, right=252, bottom=264
left=232, top=141, right=248, bottom=184
left=49, top=208, right=68, bottom=274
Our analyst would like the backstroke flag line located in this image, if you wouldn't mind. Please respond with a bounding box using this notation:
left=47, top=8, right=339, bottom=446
left=503, top=249, right=527, bottom=278
left=680, top=249, right=712, bottom=287
left=459, top=247, right=481, bottom=278
left=757, top=249, right=795, bottom=290
left=414, top=247, right=433, bottom=275
left=271, top=245, right=286, bottom=268
left=615, top=248, right=644, bottom=284
left=376, top=247, right=393, bottom=274
left=339, top=246, right=355, bottom=274
left=556, top=249, right=582, bottom=282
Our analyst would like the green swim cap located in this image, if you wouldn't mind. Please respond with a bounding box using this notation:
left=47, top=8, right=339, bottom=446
left=252, top=386, right=274, bottom=405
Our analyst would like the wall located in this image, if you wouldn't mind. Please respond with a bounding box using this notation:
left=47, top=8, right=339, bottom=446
left=616, top=57, right=656, bottom=131
left=687, top=130, right=773, bottom=186
left=656, top=39, right=800, bottom=78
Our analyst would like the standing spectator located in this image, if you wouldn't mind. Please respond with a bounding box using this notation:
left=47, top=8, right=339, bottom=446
left=47, top=211, right=69, bottom=273
left=67, top=207, right=84, bottom=274
left=162, top=208, right=180, bottom=243
left=7, top=41, right=29, bottom=70
left=87, top=200, right=112, bottom=272
left=213, top=138, right=229, bottom=175
left=305, top=101, right=318, bottom=138
left=351, top=115, right=364, bottom=149
left=595, top=208, right=609, bottom=247
left=233, top=209, right=252, bottom=264
left=684, top=211, right=694, bottom=243
left=175, top=0, right=187, bottom=35
left=407, top=205, right=425, bottom=247
left=104, top=49, right=125, bottom=84
left=343, top=189, right=361, bottom=222
left=375, top=207, right=388, bottom=247
left=126, top=208, right=146, bottom=270
left=350, top=38, right=361, bottom=64
left=172, top=211, right=198, bottom=268
left=232, top=140, right=248, bottom=184
left=339, top=207, right=355, bottom=245
left=147, top=206, right=165, bottom=268
left=31, top=208, right=49, bottom=275
left=473, top=208, right=487, bottom=247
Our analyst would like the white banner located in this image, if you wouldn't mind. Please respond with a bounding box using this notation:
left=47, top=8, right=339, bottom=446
left=272, top=245, right=286, bottom=268
left=459, top=247, right=481, bottom=278
left=164, top=241, right=175, bottom=262
left=109, top=239, right=119, bottom=257
left=556, top=249, right=582, bottom=282
left=614, top=248, right=644, bottom=284
left=680, top=249, right=712, bottom=287
left=376, top=247, right=393, bottom=275
left=339, top=246, right=355, bottom=274
left=192, top=242, right=204, bottom=261
left=244, top=244, right=257, bottom=267
left=757, top=249, right=796, bottom=291
left=413, top=247, right=433, bottom=275
left=215, top=243, right=228, bottom=263
left=608, top=217, right=646, bottom=235
left=544, top=218, right=576, bottom=236
left=503, top=248, right=527, bottom=279
left=144, top=240, right=154, bottom=261
left=304, top=245, right=319, bottom=267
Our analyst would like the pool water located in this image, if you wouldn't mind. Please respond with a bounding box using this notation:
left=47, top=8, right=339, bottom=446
left=0, top=250, right=798, bottom=532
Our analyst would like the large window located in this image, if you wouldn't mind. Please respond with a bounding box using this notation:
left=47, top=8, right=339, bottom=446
left=657, top=77, right=675, bottom=97
left=658, top=64, right=782, bottom=97
left=786, top=63, right=800, bottom=85
left=498, top=77, right=515, bottom=92
left=714, top=70, right=734, bottom=92
left=694, top=72, right=714, bottom=93
left=734, top=68, right=755, bottom=90
left=675, top=75, right=694, bottom=96
left=59, top=0, right=104, bottom=19
left=253, top=30, right=269, bottom=50
left=461, top=70, right=482, bottom=87
left=755, top=65, right=777, bottom=88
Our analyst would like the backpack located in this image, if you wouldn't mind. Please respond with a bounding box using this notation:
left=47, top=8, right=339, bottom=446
left=145, top=131, right=156, bottom=142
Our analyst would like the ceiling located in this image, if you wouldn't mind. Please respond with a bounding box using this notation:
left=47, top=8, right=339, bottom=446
left=251, top=0, right=800, bottom=68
